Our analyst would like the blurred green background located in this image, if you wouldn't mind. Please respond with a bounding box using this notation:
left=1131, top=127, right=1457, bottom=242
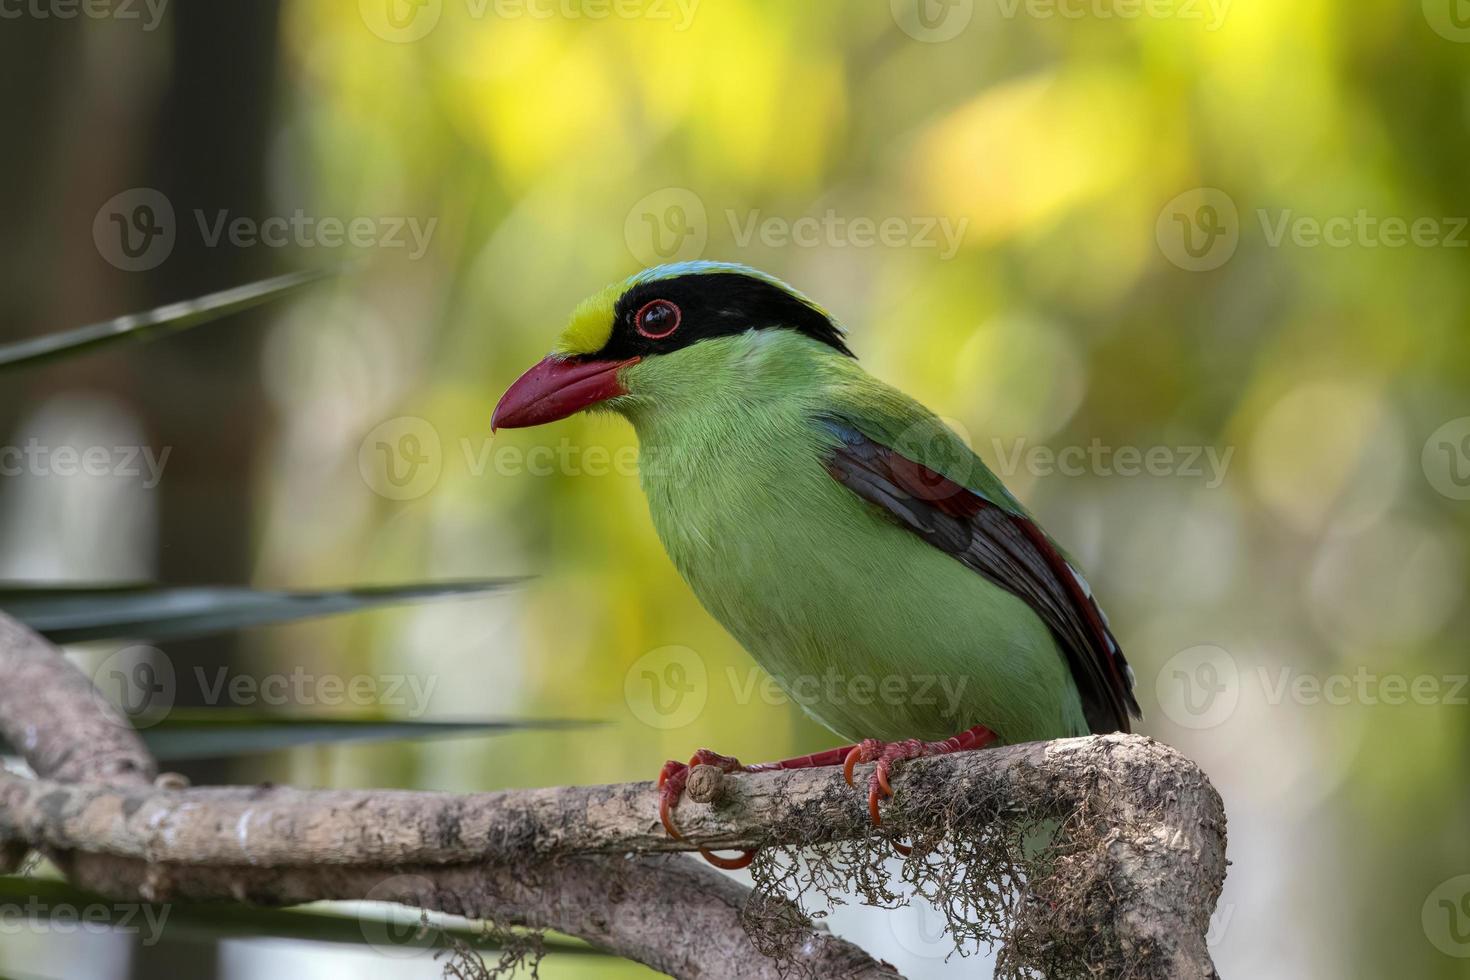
left=2, top=1, right=1469, bottom=978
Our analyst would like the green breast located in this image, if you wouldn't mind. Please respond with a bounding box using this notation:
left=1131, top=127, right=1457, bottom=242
left=620, top=333, right=1088, bottom=745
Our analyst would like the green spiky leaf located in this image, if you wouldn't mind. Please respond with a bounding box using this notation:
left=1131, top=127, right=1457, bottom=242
left=137, top=711, right=594, bottom=760
left=0, top=579, right=526, bottom=643
left=0, top=711, right=594, bottom=762
left=0, top=877, right=603, bottom=956
left=0, top=268, right=333, bottom=370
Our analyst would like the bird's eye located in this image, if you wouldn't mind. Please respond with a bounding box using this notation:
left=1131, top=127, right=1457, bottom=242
left=634, top=299, right=681, bottom=340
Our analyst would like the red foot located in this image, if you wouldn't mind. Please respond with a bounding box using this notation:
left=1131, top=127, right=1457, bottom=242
left=655, top=726, right=995, bottom=867
left=658, top=749, right=752, bottom=840
left=658, top=750, right=760, bottom=870
left=842, top=725, right=997, bottom=828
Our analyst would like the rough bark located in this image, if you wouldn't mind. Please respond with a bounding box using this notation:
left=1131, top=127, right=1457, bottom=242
left=0, top=740, right=1207, bottom=870
left=51, top=851, right=899, bottom=980
left=0, top=613, right=155, bottom=788
left=0, top=610, right=1226, bottom=979
left=0, top=611, right=899, bottom=979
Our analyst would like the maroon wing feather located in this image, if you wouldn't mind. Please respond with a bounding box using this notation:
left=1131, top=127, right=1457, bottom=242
left=821, top=419, right=1141, bottom=734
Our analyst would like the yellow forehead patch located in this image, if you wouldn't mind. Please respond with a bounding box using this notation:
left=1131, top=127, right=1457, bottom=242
left=554, top=281, right=622, bottom=356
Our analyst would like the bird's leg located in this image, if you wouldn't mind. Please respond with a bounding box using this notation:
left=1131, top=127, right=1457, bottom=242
left=656, top=744, right=858, bottom=869
left=842, top=724, right=998, bottom=843
left=655, top=729, right=996, bottom=866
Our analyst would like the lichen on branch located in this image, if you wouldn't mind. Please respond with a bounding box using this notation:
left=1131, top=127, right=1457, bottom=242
left=0, top=611, right=1226, bottom=979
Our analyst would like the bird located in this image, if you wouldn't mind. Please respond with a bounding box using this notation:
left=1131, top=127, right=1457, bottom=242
left=492, top=261, right=1140, bottom=868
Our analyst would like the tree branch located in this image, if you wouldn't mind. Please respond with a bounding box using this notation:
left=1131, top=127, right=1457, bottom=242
left=0, top=738, right=1202, bottom=868
left=0, top=614, right=154, bottom=787
left=0, top=611, right=898, bottom=979
left=0, top=609, right=1227, bottom=978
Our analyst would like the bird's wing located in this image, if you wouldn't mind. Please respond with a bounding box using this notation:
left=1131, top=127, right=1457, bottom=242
left=816, top=409, right=1141, bottom=734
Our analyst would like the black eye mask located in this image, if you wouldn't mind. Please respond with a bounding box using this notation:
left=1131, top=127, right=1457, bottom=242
left=589, top=272, right=855, bottom=361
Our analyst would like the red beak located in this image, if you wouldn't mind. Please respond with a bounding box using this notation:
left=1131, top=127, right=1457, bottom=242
left=491, top=355, right=640, bottom=430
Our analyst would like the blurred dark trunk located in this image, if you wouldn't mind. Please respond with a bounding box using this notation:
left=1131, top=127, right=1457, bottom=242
left=125, top=4, right=283, bottom=978
left=0, top=22, right=79, bottom=403
left=2, top=5, right=283, bottom=974
left=134, top=3, right=280, bottom=589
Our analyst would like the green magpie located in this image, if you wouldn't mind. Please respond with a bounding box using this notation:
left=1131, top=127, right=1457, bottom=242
left=493, top=261, right=1141, bottom=868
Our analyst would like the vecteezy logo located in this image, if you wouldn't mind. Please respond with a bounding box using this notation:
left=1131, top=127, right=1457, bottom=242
left=359, top=0, right=442, bottom=43
left=93, top=188, right=176, bottom=272
left=624, top=188, right=708, bottom=267
left=1424, top=0, right=1470, bottom=42
left=889, top=898, right=955, bottom=959
left=623, top=645, right=707, bottom=730
left=358, top=417, right=443, bottom=501
left=891, top=415, right=974, bottom=501
left=1155, top=644, right=1239, bottom=729
left=1422, top=417, right=1470, bottom=501
left=360, top=874, right=439, bottom=958
left=1156, top=188, right=1240, bottom=272
left=890, top=0, right=974, bottom=42
left=91, top=645, right=175, bottom=729
left=1423, top=875, right=1470, bottom=957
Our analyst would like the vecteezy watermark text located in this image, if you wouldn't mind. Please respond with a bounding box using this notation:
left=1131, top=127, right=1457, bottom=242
left=0, top=0, right=168, bottom=30
left=1156, top=644, right=1469, bottom=729
left=194, top=210, right=436, bottom=259
left=0, top=897, right=170, bottom=945
left=727, top=210, right=969, bottom=261
left=1158, top=187, right=1470, bottom=271
left=193, top=666, right=439, bottom=714
left=92, top=646, right=441, bottom=728
left=0, top=440, right=170, bottom=488
left=990, top=437, right=1233, bottom=488
left=1257, top=666, right=1468, bottom=708
left=1257, top=209, right=1469, bottom=249
left=359, top=417, right=696, bottom=501
left=93, top=188, right=437, bottom=272
left=621, top=645, right=971, bottom=730
left=623, top=188, right=970, bottom=267
left=726, top=666, right=969, bottom=715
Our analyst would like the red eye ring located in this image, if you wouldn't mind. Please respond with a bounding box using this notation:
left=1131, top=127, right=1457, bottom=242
left=634, top=299, right=681, bottom=340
